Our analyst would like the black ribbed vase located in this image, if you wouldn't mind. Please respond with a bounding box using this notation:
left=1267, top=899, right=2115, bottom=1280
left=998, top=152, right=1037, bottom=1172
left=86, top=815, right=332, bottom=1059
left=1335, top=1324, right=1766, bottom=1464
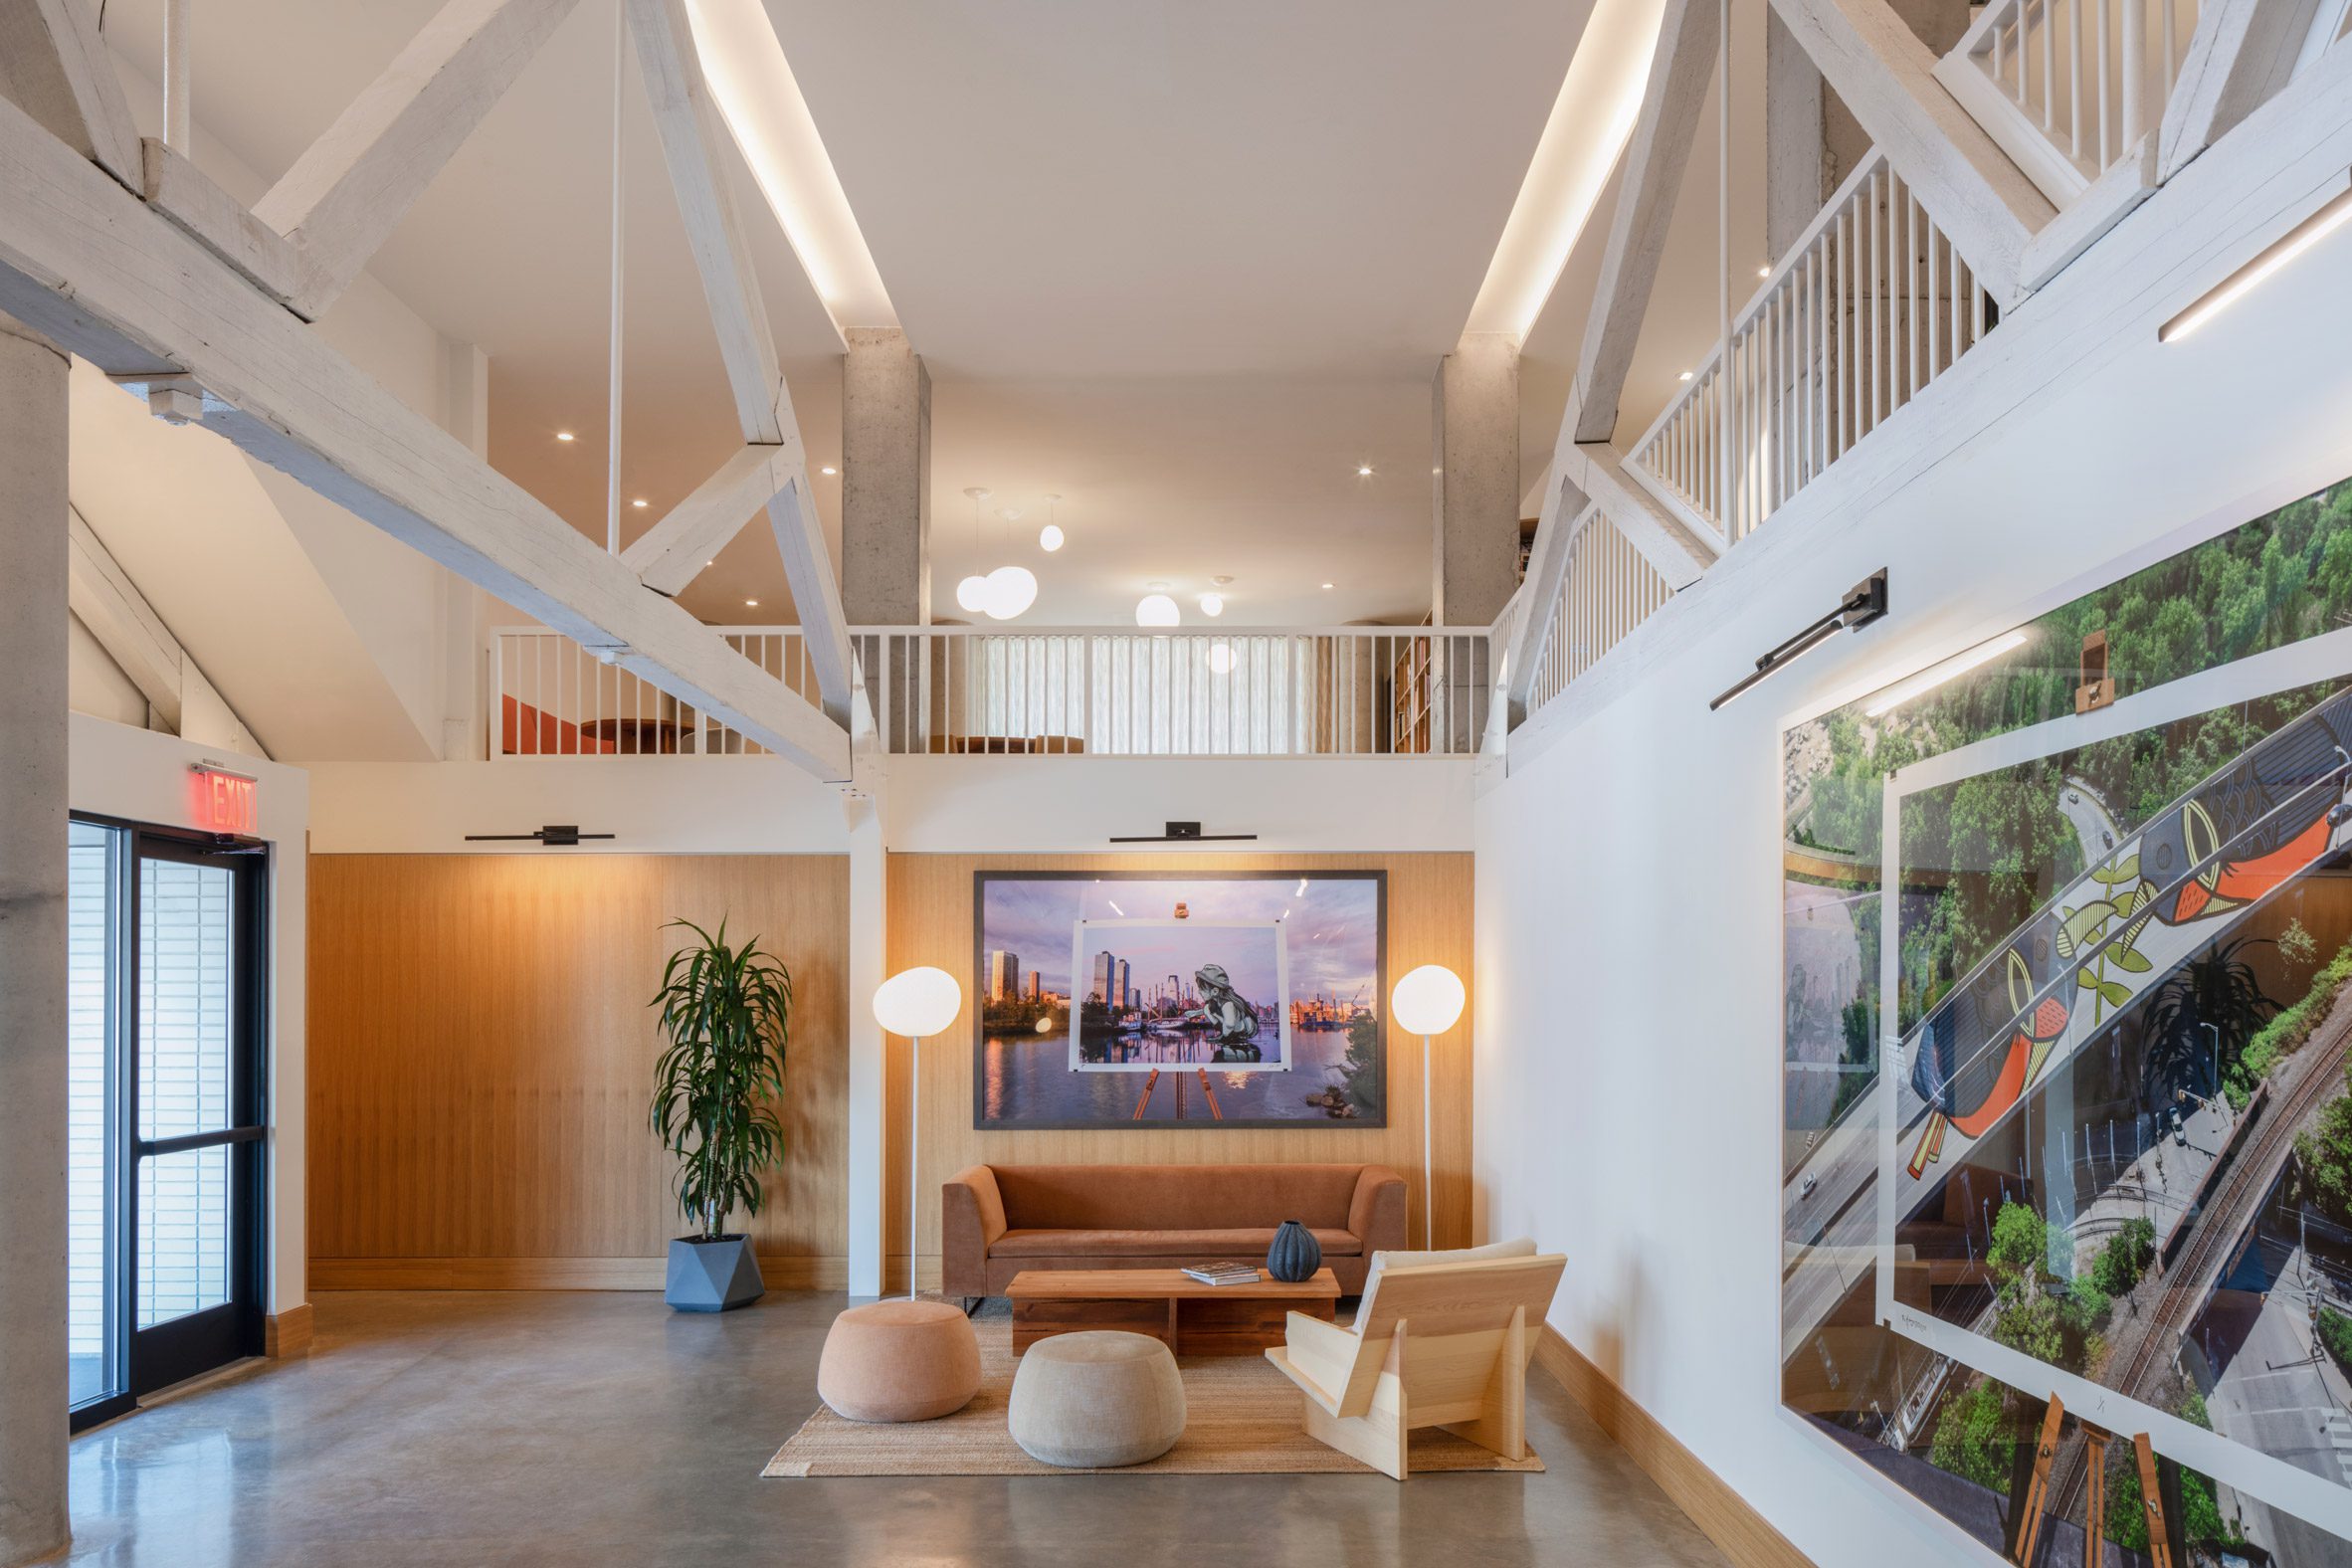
left=1266, top=1219, right=1321, bottom=1283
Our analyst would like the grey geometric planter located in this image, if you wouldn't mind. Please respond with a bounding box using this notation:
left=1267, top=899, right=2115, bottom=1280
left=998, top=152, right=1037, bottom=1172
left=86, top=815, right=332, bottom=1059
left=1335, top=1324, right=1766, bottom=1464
left=666, top=1235, right=765, bottom=1312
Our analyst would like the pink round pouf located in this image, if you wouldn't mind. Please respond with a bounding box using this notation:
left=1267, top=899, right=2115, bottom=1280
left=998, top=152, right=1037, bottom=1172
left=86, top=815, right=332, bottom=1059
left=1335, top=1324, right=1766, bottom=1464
left=817, top=1300, right=982, bottom=1423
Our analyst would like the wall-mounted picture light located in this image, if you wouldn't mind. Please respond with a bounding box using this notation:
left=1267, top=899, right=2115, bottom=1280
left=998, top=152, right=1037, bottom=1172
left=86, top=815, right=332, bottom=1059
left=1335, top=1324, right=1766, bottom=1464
left=1709, top=570, right=1888, bottom=712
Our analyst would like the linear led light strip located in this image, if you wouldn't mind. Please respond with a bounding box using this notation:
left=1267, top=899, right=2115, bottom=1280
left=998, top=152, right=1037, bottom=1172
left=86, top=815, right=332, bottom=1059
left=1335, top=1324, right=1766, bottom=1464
left=685, top=0, right=897, bottom=335
left=2159, top=171, right=2352, bottom=344
left=1862, top=630, right=2030, bottom=717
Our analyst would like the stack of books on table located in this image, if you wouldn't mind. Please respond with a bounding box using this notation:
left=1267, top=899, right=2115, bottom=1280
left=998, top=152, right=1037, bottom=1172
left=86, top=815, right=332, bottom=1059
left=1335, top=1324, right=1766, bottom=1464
left=1181, top=1262, right=1261, bottom=1286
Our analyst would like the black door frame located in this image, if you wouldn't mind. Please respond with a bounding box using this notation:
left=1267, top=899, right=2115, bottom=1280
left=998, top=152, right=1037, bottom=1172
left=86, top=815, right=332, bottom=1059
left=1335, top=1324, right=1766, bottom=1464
left=70, top=815, right=271, bottom=1425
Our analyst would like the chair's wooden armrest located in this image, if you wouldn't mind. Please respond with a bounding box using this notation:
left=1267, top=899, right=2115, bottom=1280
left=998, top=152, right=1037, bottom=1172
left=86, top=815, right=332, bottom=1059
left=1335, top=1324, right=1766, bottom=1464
left=1280, top=1310, right=1358, bottom=1411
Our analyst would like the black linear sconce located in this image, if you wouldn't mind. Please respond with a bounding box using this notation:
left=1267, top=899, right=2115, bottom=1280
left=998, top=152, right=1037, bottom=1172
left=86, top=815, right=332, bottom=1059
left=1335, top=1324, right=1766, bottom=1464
left=462, top=825, right=616, bottom=847
left=1108, top=821, right=1260, bottom=844
left=1709, top=570, right=1889, bottom=711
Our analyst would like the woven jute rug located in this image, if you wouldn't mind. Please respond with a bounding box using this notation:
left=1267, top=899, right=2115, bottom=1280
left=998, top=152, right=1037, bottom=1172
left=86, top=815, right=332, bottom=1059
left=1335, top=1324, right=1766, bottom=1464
left=763, top=1315, right=1543, bottom=1478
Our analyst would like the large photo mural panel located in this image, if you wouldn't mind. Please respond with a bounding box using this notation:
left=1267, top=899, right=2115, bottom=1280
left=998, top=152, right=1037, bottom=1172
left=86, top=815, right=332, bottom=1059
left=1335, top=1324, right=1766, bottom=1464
left=975, top=872, right=1385, bottom=1128
left=1783, top=476, right=2352, bottom=1565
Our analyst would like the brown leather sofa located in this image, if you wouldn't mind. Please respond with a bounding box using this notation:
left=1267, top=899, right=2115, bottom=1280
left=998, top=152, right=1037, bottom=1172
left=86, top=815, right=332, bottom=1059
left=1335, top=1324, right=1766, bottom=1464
left=941, top=1162, right=1406, bottom=1298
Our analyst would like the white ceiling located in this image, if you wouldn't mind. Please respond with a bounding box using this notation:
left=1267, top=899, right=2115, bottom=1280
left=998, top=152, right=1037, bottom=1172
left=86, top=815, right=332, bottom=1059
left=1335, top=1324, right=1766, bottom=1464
left=87, top=0, right=1643, bottom=628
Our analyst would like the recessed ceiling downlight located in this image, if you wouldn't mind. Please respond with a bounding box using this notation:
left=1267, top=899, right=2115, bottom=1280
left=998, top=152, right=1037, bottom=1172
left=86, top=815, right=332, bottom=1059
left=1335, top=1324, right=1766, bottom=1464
left=1135, top=594, right=1180, bottom=628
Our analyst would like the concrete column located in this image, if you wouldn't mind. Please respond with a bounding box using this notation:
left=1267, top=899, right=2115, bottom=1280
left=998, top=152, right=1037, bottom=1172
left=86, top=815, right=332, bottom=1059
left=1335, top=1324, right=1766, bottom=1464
left=0, top=318, right=71, bottom=1568
left=1430, top=332, right=1519, bottom=628
left=841, top=328, right=930, bottom=627
left=1764, top=11, right=1831, bottom=260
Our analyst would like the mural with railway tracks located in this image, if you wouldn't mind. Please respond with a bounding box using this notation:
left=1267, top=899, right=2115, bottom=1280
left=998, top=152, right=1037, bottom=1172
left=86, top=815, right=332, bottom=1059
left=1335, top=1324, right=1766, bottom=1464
left=1781, top=473, right=2352, bottom=1564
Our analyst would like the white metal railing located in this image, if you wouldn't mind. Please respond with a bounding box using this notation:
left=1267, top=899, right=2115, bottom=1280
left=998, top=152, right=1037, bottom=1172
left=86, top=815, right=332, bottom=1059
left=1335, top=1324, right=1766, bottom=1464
left=1939, top=0, right=2201, bottom=201
left=858, top=626, right=1489, bottom=757
left=491, top=625, right=819, bottom=756
left=490, top=624, right=1489, bottom=759
left=1521, top=508, right=1674, bottom=716
left=1625, top=148, right=1995, bottom=547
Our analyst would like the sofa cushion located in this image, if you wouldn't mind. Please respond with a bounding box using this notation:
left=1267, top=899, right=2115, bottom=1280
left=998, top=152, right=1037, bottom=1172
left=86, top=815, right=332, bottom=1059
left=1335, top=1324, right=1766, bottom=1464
left=993, top=1164, right=1365, bottom=1232
left=992, top=1227, right=1361, bottom=1259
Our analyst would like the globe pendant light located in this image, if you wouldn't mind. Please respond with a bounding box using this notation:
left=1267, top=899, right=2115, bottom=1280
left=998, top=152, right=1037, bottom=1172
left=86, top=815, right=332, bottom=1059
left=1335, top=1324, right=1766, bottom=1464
left=1135, top=593, right=1180, bottom=628
left=985, top=564, right=1038, bottom=619
left=1039, top=492, right=1066, bottom=552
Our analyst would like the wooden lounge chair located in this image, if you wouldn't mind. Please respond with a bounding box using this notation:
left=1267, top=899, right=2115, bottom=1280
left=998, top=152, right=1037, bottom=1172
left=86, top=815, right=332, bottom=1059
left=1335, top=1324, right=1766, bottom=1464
left=1265, top=1249, right=1566, bottom=1479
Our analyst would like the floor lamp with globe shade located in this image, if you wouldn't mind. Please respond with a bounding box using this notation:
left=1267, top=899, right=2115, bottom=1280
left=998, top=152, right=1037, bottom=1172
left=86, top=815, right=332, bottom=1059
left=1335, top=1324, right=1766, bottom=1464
left=1390, top=964, right=1466, bottom=1248
left=872, top=967, right=962, bottom=1299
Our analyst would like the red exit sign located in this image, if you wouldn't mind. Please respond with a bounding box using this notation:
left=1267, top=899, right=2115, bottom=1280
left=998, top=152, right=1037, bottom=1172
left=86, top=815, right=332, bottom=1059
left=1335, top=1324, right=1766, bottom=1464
left=189, top=762, right=258, bottom=836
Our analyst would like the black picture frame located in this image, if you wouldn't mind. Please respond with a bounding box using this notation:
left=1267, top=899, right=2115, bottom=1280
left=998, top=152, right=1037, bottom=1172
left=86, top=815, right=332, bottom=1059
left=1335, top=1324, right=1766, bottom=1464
left=970, top=869, right=1389, bottom=1130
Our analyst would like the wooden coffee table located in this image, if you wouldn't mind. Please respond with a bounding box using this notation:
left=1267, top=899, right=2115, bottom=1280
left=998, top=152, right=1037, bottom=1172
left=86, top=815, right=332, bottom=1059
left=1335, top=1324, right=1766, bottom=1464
left=1007, top=1267, right=1340, bottom=1356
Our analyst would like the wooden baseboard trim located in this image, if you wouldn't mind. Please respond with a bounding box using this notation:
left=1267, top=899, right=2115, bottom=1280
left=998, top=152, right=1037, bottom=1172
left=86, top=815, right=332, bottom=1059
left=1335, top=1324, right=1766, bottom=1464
left=309, top=1256, right=851, bottom=1291
left=265, top=1302, right=314, bottom=1358
left=1534, top=1325, right=1815, bottom=1568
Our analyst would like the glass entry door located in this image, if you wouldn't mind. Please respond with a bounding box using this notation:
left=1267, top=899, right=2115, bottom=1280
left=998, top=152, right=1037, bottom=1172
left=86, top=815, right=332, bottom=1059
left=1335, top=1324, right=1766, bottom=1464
left=70, top=822, right=268, bottom=1426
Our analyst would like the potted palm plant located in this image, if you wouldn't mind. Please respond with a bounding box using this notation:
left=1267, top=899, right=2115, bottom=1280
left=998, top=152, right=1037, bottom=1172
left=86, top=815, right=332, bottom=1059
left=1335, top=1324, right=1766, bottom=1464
left=649, top=918, right=791, bottom=1312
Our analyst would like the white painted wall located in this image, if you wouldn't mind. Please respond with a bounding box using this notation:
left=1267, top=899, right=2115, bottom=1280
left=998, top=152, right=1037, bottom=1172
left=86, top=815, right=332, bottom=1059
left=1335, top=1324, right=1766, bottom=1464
left=1470, top=120, right=2352, bottom=1568
left=882, top=755, right=1477, bottom=852
left=67, top=715, right=310, bottom=1319
left=306, top=757, right=852, bottom=854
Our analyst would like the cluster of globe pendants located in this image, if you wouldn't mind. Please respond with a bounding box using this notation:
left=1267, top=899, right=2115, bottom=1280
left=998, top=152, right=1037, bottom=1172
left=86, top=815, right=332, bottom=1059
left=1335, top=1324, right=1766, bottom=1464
left=954, top=487, right=1050, bottom=621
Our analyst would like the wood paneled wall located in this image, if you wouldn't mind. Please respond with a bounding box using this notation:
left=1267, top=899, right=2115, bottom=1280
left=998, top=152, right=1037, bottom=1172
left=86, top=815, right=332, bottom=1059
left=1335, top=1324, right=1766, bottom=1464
left=307, top=855, right=849, bottom=1289
left=884, top=853, right=1474, bottom=1290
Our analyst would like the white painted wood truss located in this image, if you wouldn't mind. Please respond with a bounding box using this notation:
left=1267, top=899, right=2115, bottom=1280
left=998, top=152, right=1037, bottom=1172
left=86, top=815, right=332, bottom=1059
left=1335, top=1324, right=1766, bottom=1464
left=1766, top=0, right=2057, bottom=304
left=2157, top=0, right=2328, bottom=180
left=1571, top=0, right=1721, bottom=445
left=1504, top=480, right=1594, bottom=719
left=0, top=81, right=851, bottom=777
left=254, top=0, right=582, bottom=320
left=625, top=0, right=857, bottom=727
left=0, top=0, right=140, bottom=188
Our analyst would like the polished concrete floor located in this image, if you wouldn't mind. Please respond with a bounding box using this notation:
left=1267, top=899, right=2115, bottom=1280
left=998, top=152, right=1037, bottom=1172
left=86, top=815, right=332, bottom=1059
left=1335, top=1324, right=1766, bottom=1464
left=63, top=1290, right=1730, bottom=1567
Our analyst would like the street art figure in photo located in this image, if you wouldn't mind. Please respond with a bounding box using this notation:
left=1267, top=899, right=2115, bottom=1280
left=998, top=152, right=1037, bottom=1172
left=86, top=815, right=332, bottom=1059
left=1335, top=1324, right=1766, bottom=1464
left=1905, top=685, right=2352, bottom=1179
left=1194, top=964, right=1264, bottom=1062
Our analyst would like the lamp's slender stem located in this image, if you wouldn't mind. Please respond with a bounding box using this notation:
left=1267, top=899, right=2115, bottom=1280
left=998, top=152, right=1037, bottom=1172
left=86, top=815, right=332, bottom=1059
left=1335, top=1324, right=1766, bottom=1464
left=908, top=1034, right=920, bottom=1300
left=1423, top=1032, right=1434, bottom=1248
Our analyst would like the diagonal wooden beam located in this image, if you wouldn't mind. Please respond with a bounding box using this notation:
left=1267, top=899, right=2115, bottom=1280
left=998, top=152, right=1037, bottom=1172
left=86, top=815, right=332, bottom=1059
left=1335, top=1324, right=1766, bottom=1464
left=0, top=86, right=850, bottom=779
left=254, top=0, right=579, bottom=319
left=628, top=0, right=855, bottom=724
left=622, top=442, right=794, bottom=596
left=68, top=505, right=184, bottom=730
left=1504, top=480, right=1595, bottom=718
left=2156, top=0, right=2324, bottom=181
left=1572, top=0, right=1720, bottom=444
left=0, top=0, right=141, bottom=189
left=1767, top=0, right=2055, bottom=303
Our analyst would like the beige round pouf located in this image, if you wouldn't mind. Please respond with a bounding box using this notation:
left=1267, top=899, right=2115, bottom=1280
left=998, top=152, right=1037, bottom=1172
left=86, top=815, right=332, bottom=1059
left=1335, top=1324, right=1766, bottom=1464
left=1008, top=1331, right=1187, bottom=1468
left=817, top=1300, right=982, bottom=1423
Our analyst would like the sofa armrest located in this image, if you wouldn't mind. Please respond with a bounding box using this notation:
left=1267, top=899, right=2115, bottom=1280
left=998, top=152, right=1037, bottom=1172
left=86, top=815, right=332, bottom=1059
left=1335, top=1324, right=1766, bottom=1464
left=1348, top=1165, right=1407, bottom=1257
left=940, top=1165, right=1007, bottom=1299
